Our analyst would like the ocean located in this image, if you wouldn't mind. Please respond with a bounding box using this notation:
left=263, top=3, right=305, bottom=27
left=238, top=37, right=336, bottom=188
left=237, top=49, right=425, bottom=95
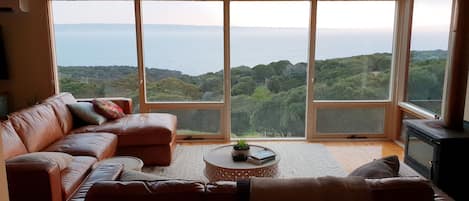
left=53, top=24, right=449, bottom=75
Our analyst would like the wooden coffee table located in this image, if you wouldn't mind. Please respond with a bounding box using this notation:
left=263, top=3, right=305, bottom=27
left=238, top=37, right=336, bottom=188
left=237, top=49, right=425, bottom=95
left=203, top=145, right=280, bottom=181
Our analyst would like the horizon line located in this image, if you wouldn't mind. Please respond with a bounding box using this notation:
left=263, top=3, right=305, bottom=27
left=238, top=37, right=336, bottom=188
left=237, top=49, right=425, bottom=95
left=54, top=23, right=448, bottom=30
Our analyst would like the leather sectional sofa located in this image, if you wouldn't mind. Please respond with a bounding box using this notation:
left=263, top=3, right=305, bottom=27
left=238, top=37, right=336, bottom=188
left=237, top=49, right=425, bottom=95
left=0, top=93, right=454, bottom=201
left=1, top=92, right=177, bottom=201
left=83, top=172, right=452, bottom=201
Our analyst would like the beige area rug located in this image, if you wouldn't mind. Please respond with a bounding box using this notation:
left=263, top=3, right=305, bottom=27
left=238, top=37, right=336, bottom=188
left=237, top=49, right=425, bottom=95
left=143, top=142, right=347, bottom=182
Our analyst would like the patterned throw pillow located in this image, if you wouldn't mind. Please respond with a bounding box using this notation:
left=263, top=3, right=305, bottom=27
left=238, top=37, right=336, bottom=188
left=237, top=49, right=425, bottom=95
left=92, top=99, right=125, bottom=120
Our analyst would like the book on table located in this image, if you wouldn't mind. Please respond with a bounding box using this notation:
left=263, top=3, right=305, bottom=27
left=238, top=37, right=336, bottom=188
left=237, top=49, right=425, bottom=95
left=250, top=149, right=276, bottom=160
left=247, top=149, right=276, bottom=165
left=247, top=156, right=275, bottom=165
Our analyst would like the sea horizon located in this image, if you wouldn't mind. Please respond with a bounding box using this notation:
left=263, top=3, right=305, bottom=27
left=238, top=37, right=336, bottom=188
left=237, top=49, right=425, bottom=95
left=54, top=23, right=449, bottom=76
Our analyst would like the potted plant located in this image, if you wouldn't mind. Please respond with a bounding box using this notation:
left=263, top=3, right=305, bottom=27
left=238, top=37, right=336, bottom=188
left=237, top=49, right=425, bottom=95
left=232, top=139, right=250, bottom=161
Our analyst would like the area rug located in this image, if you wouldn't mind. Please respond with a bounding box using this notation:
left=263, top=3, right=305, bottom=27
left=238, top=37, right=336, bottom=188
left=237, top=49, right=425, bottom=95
left=143, top=142, right=347, bottom=182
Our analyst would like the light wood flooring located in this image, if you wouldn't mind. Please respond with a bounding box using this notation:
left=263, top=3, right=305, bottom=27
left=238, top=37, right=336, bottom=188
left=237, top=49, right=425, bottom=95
left=181, top=140, right=404, bottom=173
left=321, top=141, right=404, bottom=173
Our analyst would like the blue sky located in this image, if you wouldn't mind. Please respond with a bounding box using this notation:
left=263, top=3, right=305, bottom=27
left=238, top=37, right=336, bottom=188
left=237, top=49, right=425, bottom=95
left=52, top=0, right=452, bottom=29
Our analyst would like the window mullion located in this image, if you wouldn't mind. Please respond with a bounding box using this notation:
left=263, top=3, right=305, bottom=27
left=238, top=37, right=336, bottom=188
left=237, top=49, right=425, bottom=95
left=134, top=0, right=147, bottom=113
left=306, top=0, right=318, bottom=141
left=223, top=0, right=231, bottom=141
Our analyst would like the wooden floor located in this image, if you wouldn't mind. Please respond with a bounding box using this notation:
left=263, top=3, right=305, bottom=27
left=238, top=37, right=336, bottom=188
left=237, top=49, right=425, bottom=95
left=181, top=140, right=404, bottom=173
left=321, top=141, right=404, bottom=173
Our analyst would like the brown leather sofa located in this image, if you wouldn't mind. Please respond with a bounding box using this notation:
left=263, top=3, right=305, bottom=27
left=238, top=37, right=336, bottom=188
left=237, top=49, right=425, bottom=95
left=84, top=176, right=453, bottom=201
left=43, top=93, right=177, bottom=165
left=1, top=92, right=177, bottom=201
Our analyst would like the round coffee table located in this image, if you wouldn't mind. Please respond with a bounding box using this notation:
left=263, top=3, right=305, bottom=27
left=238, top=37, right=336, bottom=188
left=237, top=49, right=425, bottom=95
left=203, top=145, right=280, bottom=181
left=95, top=156, right=144, bottom=171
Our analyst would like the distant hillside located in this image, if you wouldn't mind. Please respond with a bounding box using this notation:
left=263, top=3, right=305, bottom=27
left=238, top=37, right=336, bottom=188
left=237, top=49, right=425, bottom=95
left=59, top=49, right=447, bottom=137
left=411, top=49, right=448, bottom=62
left=59, top=66, right=183, bottom=82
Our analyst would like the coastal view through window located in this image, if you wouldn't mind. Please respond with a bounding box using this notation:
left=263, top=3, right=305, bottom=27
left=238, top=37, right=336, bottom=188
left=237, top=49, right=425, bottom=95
left=52, top=0, right=451, bottom=137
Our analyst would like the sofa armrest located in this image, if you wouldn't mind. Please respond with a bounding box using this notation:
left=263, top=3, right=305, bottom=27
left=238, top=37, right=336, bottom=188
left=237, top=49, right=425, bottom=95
left=366, top=177, right=435, bottom=201
left=69, top=163, right=124, bottom=201
left=6, top=161, right=62, bottom=201
left=77, top=98, right=133, bottom=114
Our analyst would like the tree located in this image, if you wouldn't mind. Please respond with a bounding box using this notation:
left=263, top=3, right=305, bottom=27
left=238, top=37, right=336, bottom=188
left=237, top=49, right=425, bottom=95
left=232, top=76, right=256, bottom=96
left=147, top=77, right=202, bottom=101
left=231, top=95, right=258, bottom=135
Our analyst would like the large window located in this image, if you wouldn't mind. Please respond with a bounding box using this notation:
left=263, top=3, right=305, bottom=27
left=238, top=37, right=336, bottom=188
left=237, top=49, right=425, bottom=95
left=51, top=0, right=455, bottom=141
left=52, top=1, right=139, bottom=111
left=142, top=1, right=224, bottom=102
left=312, top=1, right=395, bottom=137
left=314, top=1, right=395, bottom=101
left=406, top=0, right=452, bottom=115
left=230, top=1, right=310, bottom=138
left=140, top=1, right=225, bottom=137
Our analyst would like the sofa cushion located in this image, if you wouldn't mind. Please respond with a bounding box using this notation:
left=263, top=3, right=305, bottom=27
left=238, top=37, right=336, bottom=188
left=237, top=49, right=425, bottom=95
left=61, top=156, right=97, bottom=200
left=9, top=103, right=64, bottom=152
left=43, top=92, right=77, bottom=134
left=7, top=152, right=73, bottom=171
left=250, top=177, right=372, bottom=201
left=92, top=99, right=125, bottom=120
left=69, top=163, right=124, bottom=201
left=119, top=170, right=169, bottom=181
left=1, top=120, right=28, bottom=160
left=44, top=132, right=117, bottom=160
left=72, top=113, right=177, bottom=146
left=68, top=102, right=107, bottom=125
left=348, top=155, right=400, bottom=179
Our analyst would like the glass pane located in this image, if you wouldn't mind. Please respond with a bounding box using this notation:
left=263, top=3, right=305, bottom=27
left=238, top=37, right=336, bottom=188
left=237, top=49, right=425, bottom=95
left=230, top=1, right=309, bottom=138
left=317, top=107, right=385, bottom=134
left=407, top=0, right=452, bottom=115
left=52, top=1, right=139, bottom=112
left=314, top=1, right=395, bottom=100
left=408, top=135, right=434, bottom=170
left=142, top=1, right=224, bottom=102
left=152, top=109, right=221, bottom=135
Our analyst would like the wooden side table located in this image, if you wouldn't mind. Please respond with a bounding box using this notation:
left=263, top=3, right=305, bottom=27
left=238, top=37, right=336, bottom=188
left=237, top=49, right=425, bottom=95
left=95, top=156, right=144, bottom=171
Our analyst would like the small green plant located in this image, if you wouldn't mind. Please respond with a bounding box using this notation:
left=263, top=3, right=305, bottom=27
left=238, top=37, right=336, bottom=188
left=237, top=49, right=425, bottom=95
left=234, top=139, right=249, bottom=150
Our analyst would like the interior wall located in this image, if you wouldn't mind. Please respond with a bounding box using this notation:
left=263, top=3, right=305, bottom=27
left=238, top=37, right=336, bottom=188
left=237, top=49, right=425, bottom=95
left=0, top=0, right=55, bottom=112
left=0, top=126, right=9, bottom=201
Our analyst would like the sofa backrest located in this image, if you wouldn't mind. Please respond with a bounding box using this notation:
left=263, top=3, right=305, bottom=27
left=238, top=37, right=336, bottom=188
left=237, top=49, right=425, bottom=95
left=86, top=180, right=207, bottom=201
left=9, top=103, right=64, bottom=152
left=43, top=92, right=77, bottom=134
left=1, top=120, right=28, bottom=160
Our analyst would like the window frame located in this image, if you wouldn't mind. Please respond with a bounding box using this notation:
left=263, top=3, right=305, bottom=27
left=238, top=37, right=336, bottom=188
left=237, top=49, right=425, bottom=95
left=49, top=0, right=454, bottom=142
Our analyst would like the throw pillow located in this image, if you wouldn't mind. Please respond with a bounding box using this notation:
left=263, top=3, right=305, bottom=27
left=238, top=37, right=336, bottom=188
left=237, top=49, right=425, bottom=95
left=7, top=152, right=73, bottom=171
left=348, top=155, right=400, bottom=179
left=119, top=170, right=169, bottom=181
left=67, top=102, right=107, bottom=125
left=92, top=99, right=125, bottom=120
